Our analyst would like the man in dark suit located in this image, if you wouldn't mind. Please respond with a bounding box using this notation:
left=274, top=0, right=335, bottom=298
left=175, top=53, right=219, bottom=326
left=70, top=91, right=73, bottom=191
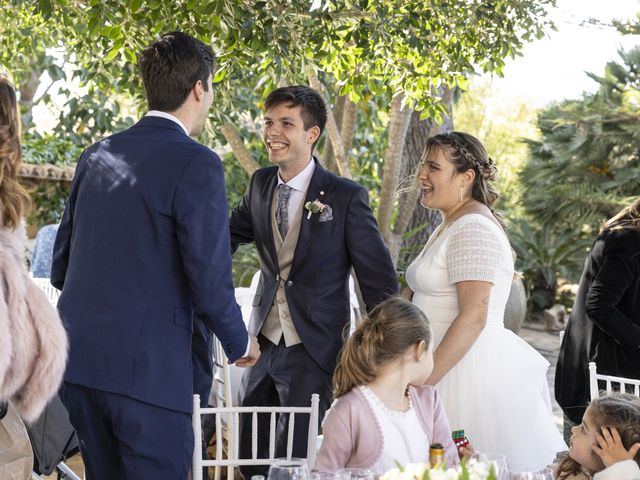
left=51, top=32, right=259, bottom=480
left=230, top=86, right=398, bottom=475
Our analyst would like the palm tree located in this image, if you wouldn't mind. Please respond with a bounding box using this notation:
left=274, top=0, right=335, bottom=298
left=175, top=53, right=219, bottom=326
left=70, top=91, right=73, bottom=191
left=520, top=47, right=640, bottom=238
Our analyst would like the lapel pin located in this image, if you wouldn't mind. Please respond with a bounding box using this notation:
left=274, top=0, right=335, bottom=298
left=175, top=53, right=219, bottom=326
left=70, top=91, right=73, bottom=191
left=320, top=191, right=325, bottom=196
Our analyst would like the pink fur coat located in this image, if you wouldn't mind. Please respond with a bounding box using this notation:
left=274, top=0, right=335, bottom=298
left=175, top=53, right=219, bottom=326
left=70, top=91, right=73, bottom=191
left=0, top=222, right=68, bottom=423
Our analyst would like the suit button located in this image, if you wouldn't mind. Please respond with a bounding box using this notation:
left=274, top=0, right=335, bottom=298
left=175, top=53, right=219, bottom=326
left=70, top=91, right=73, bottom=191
left=286, top=281, right=293, bottom=287
left=276, top=274, right=280, bottom=281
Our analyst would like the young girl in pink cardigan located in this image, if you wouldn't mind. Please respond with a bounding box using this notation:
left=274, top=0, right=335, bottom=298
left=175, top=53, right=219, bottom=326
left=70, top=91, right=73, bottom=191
left=315, top=297, right=459, bottom=475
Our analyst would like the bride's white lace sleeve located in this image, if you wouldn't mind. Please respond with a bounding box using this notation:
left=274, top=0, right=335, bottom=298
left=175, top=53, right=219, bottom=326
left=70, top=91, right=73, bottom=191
left=447, top=220, right=502, bottom=284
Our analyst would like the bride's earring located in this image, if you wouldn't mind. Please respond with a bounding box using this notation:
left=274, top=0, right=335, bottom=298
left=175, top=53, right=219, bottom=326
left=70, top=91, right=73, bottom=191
left=460, top=184, right=464, bottom=202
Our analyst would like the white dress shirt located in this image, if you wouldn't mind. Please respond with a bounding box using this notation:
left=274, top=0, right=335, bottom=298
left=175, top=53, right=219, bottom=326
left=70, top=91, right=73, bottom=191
left=145, top=110, right=189, bottom=136
left=277, top=158, right=316, bottom=230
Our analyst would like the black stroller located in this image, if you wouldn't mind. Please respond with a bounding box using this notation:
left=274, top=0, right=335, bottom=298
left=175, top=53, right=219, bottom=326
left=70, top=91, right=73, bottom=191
left=27, top=394, right=82, bottom=480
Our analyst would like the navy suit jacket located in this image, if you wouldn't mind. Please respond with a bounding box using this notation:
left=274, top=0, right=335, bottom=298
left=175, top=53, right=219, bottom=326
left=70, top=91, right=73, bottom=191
left=229, top=160, right=398, bottom=373
left=51, top=116, right=248, bottom=413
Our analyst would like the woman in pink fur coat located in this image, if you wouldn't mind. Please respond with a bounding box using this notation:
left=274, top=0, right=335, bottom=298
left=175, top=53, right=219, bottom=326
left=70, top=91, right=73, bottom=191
left=0, top=73, right=68, bottom=424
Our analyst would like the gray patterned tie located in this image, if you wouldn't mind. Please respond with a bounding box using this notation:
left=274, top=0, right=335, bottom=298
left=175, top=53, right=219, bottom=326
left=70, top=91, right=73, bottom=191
left=275, top=184, right=292, bottom=239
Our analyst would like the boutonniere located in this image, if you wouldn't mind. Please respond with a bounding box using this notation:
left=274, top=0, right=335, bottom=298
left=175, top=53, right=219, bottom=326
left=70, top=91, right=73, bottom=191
left=304, top=199, right=327, bottom=219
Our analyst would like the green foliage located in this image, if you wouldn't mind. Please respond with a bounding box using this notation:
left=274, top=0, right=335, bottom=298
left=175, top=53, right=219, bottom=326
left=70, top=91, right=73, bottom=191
left=521, top=47, right=640, bottom=239
left=27, top=182, right=69, bottom=226
left=2, top=0, right=555, bottom=267
left=3, top=0, right=555, bottom=125
left=509, top=219, right=590, bottom=311
left=453, top=78, right=538, bottom=218
left=21, top=133, right=79, bottom=227
left=515, top=47, right=640, bottom=310
left=54, top=88, right=136, bottom=146
left=22, top=133, right=82, bottom=167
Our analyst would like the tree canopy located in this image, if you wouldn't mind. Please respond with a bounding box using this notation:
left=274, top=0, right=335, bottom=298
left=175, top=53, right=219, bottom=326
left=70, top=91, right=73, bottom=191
left=2, top=0, right=556, bottom=267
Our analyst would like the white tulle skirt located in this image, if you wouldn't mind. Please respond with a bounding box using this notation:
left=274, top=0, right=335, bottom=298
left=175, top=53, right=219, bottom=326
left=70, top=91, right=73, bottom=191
left=430, top=319, right=567, bottom=470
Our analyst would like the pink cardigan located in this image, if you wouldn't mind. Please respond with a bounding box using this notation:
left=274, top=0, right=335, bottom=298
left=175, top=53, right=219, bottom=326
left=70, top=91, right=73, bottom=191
left=315, top=385, right=459, bottom=473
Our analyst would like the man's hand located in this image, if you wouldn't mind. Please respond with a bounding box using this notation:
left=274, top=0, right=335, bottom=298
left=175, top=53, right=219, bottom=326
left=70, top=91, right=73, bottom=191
left=234, top=336, right=260, bottom=368
left=593, top=425, right=640, bottom=468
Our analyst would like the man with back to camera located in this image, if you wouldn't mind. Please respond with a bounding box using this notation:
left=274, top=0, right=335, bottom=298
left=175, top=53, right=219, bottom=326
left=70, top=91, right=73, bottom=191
left=229, top=85, right=398, bottom=477
left=51, top=32, right=260, bottom=479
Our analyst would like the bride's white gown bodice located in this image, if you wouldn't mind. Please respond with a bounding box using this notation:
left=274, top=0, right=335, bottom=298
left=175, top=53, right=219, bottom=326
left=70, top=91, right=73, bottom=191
left=406, top=214, right=566, bottom=469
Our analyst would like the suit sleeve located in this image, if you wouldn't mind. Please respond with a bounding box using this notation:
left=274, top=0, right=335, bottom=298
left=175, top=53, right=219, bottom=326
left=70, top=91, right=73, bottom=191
left=585, top=244, right=640, bottom=350
left=51, top=150, right=88, bottom=290
left=229, top=172, right=256, bottom=254
left=173, top=151, right=248, bottom=363
left=345, top=186, right=398, bottom=311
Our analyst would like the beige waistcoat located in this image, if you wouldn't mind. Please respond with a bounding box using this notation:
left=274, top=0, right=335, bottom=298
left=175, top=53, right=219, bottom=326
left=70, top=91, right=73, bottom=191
left=260, top=190, right=303, bottom=346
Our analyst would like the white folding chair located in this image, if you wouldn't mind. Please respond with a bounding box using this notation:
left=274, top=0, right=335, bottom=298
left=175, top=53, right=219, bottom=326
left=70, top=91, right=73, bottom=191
left=30, top=277, right=61, bottom=307
left=207, top=336, right=235, bottom=480
left=192, top=393, right=320, bottom=480
left=589, top=361, right=640, bottom=400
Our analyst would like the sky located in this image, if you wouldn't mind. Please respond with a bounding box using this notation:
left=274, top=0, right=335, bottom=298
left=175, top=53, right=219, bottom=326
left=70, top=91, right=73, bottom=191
left=483, top=0, right=640, bottom=107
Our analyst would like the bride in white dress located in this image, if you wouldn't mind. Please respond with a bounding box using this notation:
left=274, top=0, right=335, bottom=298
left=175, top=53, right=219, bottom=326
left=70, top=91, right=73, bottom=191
left=404, top=132, right=566, bottom=469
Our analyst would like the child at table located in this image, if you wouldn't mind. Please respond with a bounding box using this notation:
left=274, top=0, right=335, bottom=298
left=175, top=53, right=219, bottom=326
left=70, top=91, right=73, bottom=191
left=555, top=392, right=640, bottom=480
left=315, top=297, right=460, bottom=475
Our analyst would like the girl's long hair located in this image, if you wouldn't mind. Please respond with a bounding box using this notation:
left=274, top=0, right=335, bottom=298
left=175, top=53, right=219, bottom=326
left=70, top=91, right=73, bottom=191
left=0, top=75, right=29, bottom=229
left=601, top=198, right=640, bottom=233
left=333, top=297, right=432, bottom=398
left=556, top=393, right=640, bottom=479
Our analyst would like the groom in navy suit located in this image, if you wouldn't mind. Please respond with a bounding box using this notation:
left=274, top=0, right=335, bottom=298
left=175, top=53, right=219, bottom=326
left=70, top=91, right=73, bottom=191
left=51, top=32, right=259, bottom=480
left=230, top=86, right=397, bottom=476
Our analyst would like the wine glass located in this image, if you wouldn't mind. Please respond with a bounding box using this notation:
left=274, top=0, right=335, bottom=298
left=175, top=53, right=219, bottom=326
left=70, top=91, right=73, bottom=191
left=335, top=468, right=374, bottom=480
left=310, top=470, right=336, bottom=480
left=532, top=467, right=554, bottom=480
left=472, top=452, right=509, bottom=480
left=509, top=463, right=553, bottom=480
left=267, top=458, right=311, bottom=480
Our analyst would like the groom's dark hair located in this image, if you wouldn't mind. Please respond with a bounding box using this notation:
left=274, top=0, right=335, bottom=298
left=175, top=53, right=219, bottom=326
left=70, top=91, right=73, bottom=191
left=264, top=86, right=327, bottom=150
left=138, top=31, right=214, bottom=112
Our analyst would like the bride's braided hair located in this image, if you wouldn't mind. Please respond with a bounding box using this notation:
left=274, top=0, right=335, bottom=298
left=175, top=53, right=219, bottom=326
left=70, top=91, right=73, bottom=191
left=422, top=131, right=505, bottom=229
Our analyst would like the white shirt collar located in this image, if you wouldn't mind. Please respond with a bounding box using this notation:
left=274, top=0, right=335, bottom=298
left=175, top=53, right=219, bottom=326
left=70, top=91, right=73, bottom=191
left=277, top=158, right=316, bottom=192
left=145, top=110, right=189, bottom=136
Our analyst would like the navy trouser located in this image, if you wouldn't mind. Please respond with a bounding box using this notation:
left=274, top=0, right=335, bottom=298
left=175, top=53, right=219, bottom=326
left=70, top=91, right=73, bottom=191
left=60, top=382, right=193, bottom=480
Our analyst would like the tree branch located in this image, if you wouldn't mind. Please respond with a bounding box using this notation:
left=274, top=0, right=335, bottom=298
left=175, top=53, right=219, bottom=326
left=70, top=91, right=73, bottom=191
left=221, top=121, right=261, bottom=176
left=307, top=69, right=351, bottom=178
left=322, top=94, right=346, bottom=174
left=377, top=93, right=412, bottom=242
left=340, top=97, right=357, bottom=158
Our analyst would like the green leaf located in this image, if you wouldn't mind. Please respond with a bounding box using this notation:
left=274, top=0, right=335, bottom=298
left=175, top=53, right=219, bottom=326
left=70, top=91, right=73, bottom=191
left=105, top=46, right=120, bottom=61
left=37, top=0, right=52, bottom=19
left=213, top=68, right=227, bottom=83
left=124, top=47, right=137, bottom=64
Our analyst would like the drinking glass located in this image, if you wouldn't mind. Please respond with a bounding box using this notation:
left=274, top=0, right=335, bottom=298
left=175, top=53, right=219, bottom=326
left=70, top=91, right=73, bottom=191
left=472, top=452, right=509, bottom=480
left=267, top=458, right=311, bottom=480
left=531, top=467, right=554, bottom=480
left=509, top=463, right=553, bottom=480
left=310, top=470, right=336, bottom=480
left=335, top=468, right=374, bottom=480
